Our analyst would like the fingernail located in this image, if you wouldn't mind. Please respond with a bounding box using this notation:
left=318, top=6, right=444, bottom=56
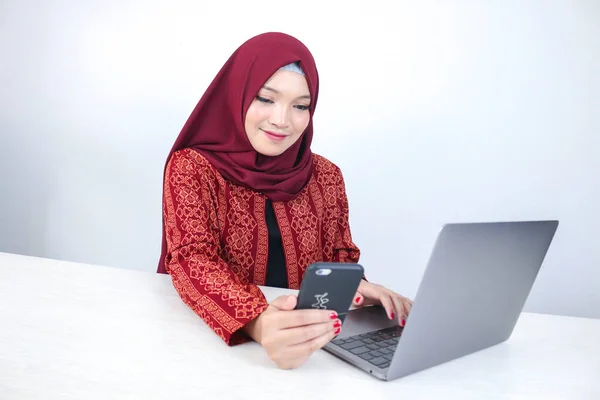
left=334, top=327, right=341, bottom=335
left=330, top=312, right=338, bottom=320
left=390, top=312, right=395, bottom=319
left=401, top=318, right=406, bottom=326
left=355, top=296, right=361, bottom=303
left=333, top=320, right=341, bottom=328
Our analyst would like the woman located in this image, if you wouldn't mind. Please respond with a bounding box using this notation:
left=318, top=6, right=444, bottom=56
left=158, top=32, right=413, bottom=369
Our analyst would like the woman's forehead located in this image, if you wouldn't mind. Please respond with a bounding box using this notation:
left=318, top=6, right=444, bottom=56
left=262, top=70, right=310, bottom=95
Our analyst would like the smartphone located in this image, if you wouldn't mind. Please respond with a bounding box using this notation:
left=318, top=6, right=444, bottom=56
left=295, top=262, right=364, bottom=322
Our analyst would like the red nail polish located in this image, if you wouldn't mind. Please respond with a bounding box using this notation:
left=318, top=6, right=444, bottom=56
left=333, top=320, right=341, bottom=328
left=391, top=312, right=395, bottom=319
left=330, top=312, right=338, bottom=320
left=401, top=318, right=406, bottom=326
left=334, top=327, right=341, bottom=335
left=355, top=296, right=361, bottom=303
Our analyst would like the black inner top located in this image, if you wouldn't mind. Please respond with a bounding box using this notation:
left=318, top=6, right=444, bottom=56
left=264, top=199, right=288, bottom=288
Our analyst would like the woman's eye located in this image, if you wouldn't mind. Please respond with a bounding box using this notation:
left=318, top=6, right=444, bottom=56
left=256, top=96, right=273, bottom=104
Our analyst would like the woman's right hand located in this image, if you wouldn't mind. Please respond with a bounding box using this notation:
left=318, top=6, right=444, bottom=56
left=243, top=294, right=341, bottom=369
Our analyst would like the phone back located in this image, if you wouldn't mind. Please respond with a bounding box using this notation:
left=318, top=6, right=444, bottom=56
left=295, top=263, right=364, bottom=322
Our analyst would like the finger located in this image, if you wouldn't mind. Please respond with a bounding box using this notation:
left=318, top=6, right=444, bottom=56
left=402, top=297, right=413, bottom=316
left=278, top=308, right=338, bottom=330
left=353, top=291, right=364, bottom=306
left=286, top=326, right=339, bottom=359
left=280, top=319, right=340, bottom=346
left=390, top=294, right=407, bottom=326
left=378, top=293, right=396, bottom=320
left=358, top=285, right=380, bottom=306
left=270, top=295, right=297, bottom=311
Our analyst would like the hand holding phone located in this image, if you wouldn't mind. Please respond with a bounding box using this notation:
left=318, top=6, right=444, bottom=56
left=244, top=294, right=340, bottom=369
left=244, top=262, right=364, bottom=369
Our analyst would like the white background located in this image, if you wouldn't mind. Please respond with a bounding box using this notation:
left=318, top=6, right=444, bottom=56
left=1, top=0, right=598, bottom=318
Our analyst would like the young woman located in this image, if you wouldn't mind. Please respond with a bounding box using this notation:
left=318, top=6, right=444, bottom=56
left=158, top=32, right=412, bottom=369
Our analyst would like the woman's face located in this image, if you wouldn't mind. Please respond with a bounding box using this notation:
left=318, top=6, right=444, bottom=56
left=244, top=69, right=311, bottom=157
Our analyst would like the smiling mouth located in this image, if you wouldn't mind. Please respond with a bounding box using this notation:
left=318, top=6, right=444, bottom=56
left=262, top=130, right=288, bottom=141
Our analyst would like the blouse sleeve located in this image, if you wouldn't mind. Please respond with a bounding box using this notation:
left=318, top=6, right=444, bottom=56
left=332, top=166, right=361, bottom=264
left=162, top=150, right=269, bottom=346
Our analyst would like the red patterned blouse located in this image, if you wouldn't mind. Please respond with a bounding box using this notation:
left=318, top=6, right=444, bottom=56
left=162, top=148, right=361, bottom=345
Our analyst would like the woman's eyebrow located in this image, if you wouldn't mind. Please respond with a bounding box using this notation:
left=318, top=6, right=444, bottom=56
left=262, top=85, right=311, bottom=100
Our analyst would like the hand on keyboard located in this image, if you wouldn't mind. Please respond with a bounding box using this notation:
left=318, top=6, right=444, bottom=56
left=352, top=280, right=413, bottom=327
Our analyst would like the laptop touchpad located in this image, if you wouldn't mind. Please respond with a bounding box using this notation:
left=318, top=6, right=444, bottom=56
left=340, top=306, right=398, bottom=338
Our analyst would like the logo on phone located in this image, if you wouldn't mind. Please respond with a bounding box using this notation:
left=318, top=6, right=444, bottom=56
left=312, top=292, right=329, bottom=309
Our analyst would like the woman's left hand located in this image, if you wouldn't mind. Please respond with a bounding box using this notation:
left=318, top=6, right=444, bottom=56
left=352, top=280, right=413, bottom=326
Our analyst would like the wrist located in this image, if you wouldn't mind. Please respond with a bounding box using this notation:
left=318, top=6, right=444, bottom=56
left=243, top=313, right=264, bottom=344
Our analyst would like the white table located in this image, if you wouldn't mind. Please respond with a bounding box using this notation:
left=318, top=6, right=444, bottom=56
left=0, top=252, right=599, bottom=400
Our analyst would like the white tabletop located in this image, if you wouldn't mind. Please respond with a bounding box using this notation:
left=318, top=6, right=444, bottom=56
left=0, top=252, right=599, bottom=400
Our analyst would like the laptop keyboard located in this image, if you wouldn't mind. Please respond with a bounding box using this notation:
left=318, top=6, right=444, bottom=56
left=330, top=326, right=404, bottom=370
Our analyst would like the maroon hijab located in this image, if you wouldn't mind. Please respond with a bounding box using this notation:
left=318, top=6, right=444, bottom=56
left=157, top=32, right=320, bottom=273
